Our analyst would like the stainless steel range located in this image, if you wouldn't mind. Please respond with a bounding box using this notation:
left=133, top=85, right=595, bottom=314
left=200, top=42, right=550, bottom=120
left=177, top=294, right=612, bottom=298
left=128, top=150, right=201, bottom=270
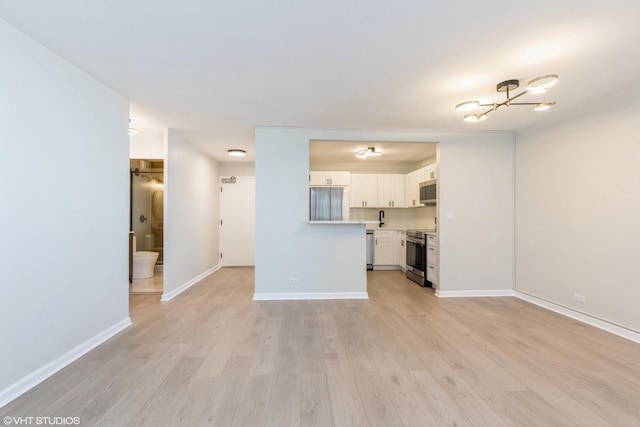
left=406, top=230, right=429, bottom=287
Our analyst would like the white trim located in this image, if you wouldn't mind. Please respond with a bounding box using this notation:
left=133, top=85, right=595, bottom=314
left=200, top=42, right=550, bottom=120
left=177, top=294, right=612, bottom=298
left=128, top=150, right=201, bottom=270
left=253, top=292, right=369, bottom=301
left=161, top=264, right=220, bottom=301
left=514, top=291, right=640, bottom=344
left=435, top=289, right=516, bottom=298
left=0, top=317, right=131, bottom=409
left=372, top=265, right=402, bottom=271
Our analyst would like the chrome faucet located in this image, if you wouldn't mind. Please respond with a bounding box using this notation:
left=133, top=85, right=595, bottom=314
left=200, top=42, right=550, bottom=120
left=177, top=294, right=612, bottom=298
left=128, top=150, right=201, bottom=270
left=379, top=210, right=385, bottom=227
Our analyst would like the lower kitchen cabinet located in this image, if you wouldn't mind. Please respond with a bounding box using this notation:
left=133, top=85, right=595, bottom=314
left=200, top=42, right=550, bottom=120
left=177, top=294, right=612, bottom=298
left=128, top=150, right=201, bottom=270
left=374, top=230, right=407, bottom=270
left=373, top=230, right=394, bottom=266
left=395, top=230, right=406, bottom=271
left=426, top=233, right=438, bottom=288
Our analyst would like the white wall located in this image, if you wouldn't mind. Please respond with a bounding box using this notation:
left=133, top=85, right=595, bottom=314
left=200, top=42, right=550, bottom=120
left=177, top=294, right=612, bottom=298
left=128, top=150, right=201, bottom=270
left=0, top=19, right=129, bottom=405
left=129, top=130, right=165, bottom=159
left=515, top=87, right=640, bottom=333
left=163, top=129, right=220, bottom=300
left=438, top=136, right=515, bottom=293
left=255, top=128, right=514, bottom=298
left=219, top=162, right=255, bottom=177
left=255, top=128, right=367, bottom=298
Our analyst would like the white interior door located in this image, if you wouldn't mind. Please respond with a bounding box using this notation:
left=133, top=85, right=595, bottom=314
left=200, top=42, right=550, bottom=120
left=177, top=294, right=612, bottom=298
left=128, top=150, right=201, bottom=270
left=220, top=176, right=255, bottom=266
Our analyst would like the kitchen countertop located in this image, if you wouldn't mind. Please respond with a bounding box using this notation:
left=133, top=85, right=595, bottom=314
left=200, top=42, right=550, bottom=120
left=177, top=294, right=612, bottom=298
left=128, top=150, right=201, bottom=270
left=309, top=220, right=380, bottom=225
left=309, top=222, right=437, bottom=235
left=365, top=225, right=437, bottom=234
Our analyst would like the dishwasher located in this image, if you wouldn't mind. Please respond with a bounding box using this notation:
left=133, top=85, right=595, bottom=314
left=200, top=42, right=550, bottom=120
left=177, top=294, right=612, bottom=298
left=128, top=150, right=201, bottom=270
left=366, top=230, right=374, bottom=270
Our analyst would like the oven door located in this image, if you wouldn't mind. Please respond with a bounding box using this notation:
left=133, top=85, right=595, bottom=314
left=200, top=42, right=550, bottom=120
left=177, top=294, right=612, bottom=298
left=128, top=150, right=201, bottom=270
left=406, top=236, right=426, bottom=286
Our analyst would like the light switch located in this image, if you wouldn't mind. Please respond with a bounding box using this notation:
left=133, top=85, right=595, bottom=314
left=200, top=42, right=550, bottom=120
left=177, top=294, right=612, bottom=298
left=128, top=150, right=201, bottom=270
left=446, top=211, right=456, bottom=221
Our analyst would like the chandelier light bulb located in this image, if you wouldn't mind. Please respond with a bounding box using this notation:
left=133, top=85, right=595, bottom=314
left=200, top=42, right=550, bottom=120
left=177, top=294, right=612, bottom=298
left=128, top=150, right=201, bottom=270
left=534, top=102, right=556, bottom=111
left=526, top=74, right=559, bottom=92
left=455, top=100, right=480, bottom=112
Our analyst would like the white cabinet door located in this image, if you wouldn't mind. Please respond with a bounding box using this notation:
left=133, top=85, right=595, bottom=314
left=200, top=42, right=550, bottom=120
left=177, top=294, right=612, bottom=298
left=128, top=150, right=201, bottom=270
left=329, top=171, right=350, bottom=186
left=424, top=164, right=437, bottom=181
left=351, top=174, right=378, bottom=208
left=378, top=174, right=405, bottom=208
left=426, top=233, right=438, bottom=286
left=310, top=171, right=351, bottom=186
left=309, top=171, right=329, bottom=185
left=373, top=230, right=394, bottom=265
left=395, top=230, right=406, bottom=270
left=404, top=168, right=424, bottom=208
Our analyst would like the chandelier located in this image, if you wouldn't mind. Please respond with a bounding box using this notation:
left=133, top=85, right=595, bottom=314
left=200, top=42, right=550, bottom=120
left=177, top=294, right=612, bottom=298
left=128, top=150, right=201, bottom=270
left=455, top=74, right=559, bottom=122
left=355, top=147, right=382, bottom=159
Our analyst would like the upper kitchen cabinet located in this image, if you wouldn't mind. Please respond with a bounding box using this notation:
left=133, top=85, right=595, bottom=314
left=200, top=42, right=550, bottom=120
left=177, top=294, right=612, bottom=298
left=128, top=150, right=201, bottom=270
left=378, top=174, right=405, bottom=208
left=424, top=163, right=437, bottom=181
left=310, top=171, right=350, bottom=186
left=405, top=168, right=424, bottom=208
left=351, top=174, right=378, bottom=207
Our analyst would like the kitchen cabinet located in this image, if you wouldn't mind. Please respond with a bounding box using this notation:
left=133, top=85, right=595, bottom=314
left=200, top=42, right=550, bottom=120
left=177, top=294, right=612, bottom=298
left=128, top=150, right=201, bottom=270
left=424, top=163, right=437, bottom=181
left=395, top=230, right=406, bottom=271
left=404, top=168, right=424, bottom=208
left=373, top=230, right=394, bottom=266
left=378, top=174, right=405, bottom=208
left=426, top=233, right=438, bottom=288
left=351, top=174, right=378, bottom=207
left=310, top=171, right=350, bottom=186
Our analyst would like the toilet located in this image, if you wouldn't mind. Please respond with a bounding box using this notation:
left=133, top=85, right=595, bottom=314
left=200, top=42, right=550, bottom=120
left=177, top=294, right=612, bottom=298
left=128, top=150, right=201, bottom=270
left=133, top=251, right=159, bottom=279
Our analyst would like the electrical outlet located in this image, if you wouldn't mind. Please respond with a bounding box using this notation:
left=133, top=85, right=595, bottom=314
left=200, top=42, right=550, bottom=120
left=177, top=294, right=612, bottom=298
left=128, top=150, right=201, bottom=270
left=574, top=293, right=586, bottom=304
left=289, top=277, right=299, bottom=284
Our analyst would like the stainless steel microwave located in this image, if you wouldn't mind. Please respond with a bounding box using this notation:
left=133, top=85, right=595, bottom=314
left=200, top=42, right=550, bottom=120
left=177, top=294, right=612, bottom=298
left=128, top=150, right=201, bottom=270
left=419, top=179, right=436, bottom=205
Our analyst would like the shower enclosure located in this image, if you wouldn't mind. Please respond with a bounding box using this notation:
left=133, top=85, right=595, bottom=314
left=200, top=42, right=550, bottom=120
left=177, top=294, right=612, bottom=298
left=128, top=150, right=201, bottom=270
left=130, top=159, right=164, bottom=272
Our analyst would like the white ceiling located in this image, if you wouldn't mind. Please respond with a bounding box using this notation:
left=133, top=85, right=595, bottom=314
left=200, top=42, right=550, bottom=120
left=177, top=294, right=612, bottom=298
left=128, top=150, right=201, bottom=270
left=1, top=1, right=639, bottom=162
left=310, top=140, right=437, bottom=167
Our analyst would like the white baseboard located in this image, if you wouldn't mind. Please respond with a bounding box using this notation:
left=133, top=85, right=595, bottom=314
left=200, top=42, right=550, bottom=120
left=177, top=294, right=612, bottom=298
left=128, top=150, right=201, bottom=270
left=0, top=317, right=131, bottom=409
left=372, top=265, right=402, bottom=271
left=514, top=291, right=640, bottom=344
left=435, top=289, right=516, bottom=298
left=161, top=264, right=220, bottom=301
left=253, top=292, right=369, bottom=301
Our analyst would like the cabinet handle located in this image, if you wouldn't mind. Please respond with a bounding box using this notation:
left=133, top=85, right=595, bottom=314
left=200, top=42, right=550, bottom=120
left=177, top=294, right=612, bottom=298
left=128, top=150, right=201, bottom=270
left=365, top=201, right=368, bottom=207
left=429, top=247, right=435, bottom=251
left=375, top=239, right=378, bottom=245
left=429, top=266, right=435, bottom=270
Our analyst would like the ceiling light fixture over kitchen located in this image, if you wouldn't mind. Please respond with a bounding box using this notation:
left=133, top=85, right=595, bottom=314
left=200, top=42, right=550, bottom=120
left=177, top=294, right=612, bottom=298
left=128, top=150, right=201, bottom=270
left=355, top=147, right=382, bottom=159
left=456, top=74, right=558, bottom=122
left=227, top=149, right=246, bottom=157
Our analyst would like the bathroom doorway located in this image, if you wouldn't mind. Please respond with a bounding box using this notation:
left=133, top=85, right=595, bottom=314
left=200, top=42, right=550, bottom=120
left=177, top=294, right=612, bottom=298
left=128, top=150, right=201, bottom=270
left=129, top=159, right=164, bottom=294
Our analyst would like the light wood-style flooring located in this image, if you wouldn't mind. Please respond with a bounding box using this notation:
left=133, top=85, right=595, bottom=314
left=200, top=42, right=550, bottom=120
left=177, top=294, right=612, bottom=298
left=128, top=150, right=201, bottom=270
left=3, top=268, right=640, bottom=426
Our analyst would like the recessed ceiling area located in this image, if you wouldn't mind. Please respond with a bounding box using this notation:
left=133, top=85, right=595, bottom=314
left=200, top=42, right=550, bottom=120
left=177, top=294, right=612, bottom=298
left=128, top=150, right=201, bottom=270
left=310, top=140, right=437, bottom=173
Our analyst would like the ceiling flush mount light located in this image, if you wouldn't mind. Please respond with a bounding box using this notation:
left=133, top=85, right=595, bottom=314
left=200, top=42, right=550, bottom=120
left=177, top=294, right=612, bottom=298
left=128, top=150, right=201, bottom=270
left=355, top=147, right=382, bottom=159
left=455, top=74, right=558, bottom=122
left=227, top=149, right=246, bottom=157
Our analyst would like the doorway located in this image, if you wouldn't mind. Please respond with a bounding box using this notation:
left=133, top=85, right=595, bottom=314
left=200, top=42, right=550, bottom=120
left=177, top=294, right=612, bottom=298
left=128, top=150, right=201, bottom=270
left=129, top=159, right=164, bottom=294
left=220, top=176, right=255, bottom=266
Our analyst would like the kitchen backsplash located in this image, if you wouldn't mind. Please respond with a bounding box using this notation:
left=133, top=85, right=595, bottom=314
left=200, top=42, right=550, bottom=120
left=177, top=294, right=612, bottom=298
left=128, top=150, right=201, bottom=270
left=350, top=206, right=436, bottom=229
